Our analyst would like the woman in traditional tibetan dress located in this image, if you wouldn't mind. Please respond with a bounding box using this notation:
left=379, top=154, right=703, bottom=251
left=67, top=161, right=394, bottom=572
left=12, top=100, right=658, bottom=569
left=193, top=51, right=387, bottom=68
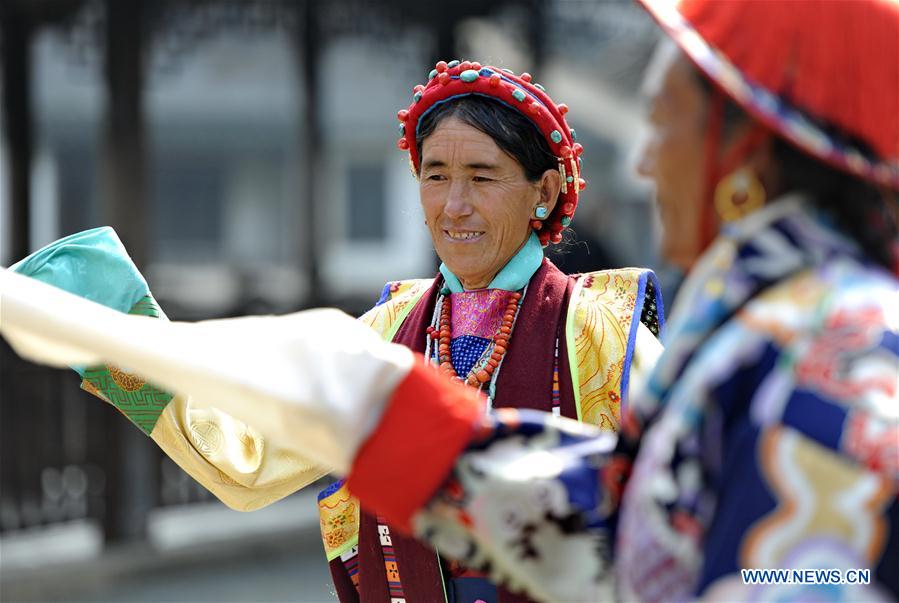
left=2, top=61, right=664, bottom=602
left=320, top=63, right=665, bottom=602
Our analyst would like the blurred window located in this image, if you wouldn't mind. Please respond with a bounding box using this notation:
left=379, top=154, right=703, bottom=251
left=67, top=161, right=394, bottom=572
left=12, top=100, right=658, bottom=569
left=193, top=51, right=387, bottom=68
left=56, top=145, right=98, bottom=234
left=153, top=152, right=224, bottom=257
left=346, top=163, right=386, bottom=241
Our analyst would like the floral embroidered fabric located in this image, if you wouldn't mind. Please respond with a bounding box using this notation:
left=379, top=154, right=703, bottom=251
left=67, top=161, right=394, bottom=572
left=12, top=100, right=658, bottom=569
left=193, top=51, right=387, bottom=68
left=447, top=289, right=515, bottom=378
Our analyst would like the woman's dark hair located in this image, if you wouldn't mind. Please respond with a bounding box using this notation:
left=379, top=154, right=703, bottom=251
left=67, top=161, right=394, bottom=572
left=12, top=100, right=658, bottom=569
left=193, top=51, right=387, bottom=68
left=697, top=77, right=898, bottom=270
left=415, top=95, right=558, bottom=182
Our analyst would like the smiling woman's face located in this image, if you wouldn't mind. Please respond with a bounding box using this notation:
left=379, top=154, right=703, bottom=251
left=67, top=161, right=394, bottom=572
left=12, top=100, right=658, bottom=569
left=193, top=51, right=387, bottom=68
left=419, top=116, right=547, bottom=289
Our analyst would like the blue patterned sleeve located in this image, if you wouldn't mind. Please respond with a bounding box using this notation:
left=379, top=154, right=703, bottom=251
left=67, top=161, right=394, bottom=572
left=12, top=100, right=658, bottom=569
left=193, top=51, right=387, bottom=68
left=409, top=409, right=624, bottom=602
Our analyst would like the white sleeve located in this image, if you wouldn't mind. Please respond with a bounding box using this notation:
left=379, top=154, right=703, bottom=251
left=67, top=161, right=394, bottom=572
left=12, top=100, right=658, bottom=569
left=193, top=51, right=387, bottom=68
left=0, top=268, right=414, bottom=474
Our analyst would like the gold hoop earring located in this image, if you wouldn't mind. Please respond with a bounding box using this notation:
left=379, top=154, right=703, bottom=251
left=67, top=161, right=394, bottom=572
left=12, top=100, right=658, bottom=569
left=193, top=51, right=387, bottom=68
left=714, top=168, right=766, bottom=223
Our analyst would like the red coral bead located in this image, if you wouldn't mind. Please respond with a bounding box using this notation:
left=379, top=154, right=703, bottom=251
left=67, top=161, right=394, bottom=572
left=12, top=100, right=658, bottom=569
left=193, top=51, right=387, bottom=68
left=559, top=145, right=572, bottom=159
left=578, top=178, right=587, bottom=191
left=557, top=103, right=569, bottom=115
left=413, top=84, right=425, bottom=93
left=573, top=143, right=584, bottom=156
left=459, top=60, right=472, bottom=71
left=397, top=109, right=409, bottom=121
left=471, top=62, right=482, bottom=70
left=476, top=370, right=490, bottom=383
left=530, top=219, right=543, bottom=230
left=528, top=103, right=540, bottom=115
left=397, top=137, right=409, bottom=150
left=438, top=72, right=451, bottom=85
left=520, top=72, right=532, bottom=82
left=489, top=74, right=501, bottom=87
left=563, top=202, right=574, bottom=213
left=551, top=232, right=563, bottom=244
left=436, top=61, right=448, bottom=73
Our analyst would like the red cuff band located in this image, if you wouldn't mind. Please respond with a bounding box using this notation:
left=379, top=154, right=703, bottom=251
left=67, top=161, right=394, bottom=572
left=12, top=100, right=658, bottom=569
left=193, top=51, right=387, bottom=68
left=346, top=359, right=483, bottom=532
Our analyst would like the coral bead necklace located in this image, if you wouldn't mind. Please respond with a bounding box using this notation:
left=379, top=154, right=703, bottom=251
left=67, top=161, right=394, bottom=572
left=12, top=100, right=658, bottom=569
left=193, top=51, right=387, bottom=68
left=425, top=287, right=524, bottom=393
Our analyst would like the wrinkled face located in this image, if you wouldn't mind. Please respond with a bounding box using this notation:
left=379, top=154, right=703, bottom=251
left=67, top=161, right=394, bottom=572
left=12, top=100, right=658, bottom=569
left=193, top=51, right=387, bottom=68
left=419, top=117, right=546, bottom=289
left=636, top=43, right=709, bottom=271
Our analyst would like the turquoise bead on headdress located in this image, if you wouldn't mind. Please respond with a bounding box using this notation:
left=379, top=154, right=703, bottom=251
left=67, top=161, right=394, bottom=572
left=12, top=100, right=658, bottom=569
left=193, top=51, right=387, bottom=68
left=460, top=69, right=479, bottom=83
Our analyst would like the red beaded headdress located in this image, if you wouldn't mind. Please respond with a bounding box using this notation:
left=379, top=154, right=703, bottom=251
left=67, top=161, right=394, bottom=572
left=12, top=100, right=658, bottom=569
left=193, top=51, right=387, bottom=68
left=395, top=60, right=585, bottom=246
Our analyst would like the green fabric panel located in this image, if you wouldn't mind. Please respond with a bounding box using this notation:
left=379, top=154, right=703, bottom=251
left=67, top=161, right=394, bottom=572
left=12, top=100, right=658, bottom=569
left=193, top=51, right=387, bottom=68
left=325, top=533, right=359, bottom=563
left=81, top=295, right=174, bottom=436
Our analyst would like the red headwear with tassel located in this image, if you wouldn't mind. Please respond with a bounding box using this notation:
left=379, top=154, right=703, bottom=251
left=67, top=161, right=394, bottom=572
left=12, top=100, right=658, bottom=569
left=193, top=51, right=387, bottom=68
left=639, top=0, right=899, bottom=191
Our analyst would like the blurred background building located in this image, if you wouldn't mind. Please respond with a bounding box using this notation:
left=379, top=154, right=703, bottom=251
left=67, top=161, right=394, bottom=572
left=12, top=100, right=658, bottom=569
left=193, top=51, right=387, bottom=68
left=0, top=1, right=665, bottom=601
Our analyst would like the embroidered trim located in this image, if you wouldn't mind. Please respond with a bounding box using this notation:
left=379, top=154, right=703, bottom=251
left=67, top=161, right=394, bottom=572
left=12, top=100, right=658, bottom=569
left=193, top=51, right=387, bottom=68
left=318, top=480, right=360, bottom=562
left=552, top=331, right=561, bottom=417
left=340, top=546, right=360, bottom=593
left=360, top=279, right=433, bottom=343
left=566, top=269, right=662, bottom=430
left=621, top=270, right=665, bottom=406
left=377, top=516, right=408, bottom=603
left=79, top=294, right=173, bottom=435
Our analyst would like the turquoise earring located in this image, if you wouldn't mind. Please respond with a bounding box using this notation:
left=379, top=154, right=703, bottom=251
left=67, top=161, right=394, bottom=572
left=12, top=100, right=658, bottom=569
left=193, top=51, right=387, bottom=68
left=534, top=205, right=549, bottom=219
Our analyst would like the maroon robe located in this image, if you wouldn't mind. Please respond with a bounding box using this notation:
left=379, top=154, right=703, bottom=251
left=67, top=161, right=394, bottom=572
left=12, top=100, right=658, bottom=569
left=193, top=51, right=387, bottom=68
left=330, top=259, right=578, bottom=603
